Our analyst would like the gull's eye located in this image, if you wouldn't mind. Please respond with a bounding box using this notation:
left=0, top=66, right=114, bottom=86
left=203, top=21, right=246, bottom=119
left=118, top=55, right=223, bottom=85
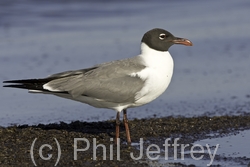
left=159, top=33, right=166, bottom=40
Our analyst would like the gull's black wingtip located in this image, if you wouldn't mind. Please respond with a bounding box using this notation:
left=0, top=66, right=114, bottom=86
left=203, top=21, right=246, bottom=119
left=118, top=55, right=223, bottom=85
left=3, top=84, right=27, bottom=89
left=3, top=79, right=36, bottom=84
left=3, top=80, right=11, bottom=83
left=3, top=78, right=50, bottom=91
left=3, top=79, right=25, bottom=89
left=3, top=80, right=24, bottom=88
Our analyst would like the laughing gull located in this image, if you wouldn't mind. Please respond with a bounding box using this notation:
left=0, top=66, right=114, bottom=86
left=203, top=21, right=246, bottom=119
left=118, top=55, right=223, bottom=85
left=3, top=28, right=192, bottom=144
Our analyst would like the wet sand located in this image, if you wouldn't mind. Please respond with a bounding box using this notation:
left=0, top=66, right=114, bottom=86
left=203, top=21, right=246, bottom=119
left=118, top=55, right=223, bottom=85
left=1, top=114, right=250, bottom=166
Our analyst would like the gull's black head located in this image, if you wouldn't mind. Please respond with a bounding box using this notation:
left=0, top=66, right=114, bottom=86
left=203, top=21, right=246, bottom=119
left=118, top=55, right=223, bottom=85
left=141, top=28, right=193, bottom=51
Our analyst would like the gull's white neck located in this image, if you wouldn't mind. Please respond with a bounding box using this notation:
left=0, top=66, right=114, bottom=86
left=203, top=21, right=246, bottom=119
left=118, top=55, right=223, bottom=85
left=131, top=42, right=174, bottom=107
left=139, top=42, right=174, bottom=69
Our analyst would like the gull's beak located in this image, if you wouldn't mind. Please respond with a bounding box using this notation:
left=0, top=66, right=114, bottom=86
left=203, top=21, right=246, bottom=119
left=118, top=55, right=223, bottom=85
left=172, top=37, right=193, bottom=46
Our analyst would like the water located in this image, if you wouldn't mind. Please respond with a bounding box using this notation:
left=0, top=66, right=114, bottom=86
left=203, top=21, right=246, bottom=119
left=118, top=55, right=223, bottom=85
left=1, top=0, right=250, bottom=126
left=167, top=130, right=250, bottom=166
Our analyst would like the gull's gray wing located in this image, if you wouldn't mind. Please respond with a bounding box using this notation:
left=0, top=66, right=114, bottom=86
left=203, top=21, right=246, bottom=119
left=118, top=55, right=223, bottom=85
left=44, top=57, right=146, bottom=103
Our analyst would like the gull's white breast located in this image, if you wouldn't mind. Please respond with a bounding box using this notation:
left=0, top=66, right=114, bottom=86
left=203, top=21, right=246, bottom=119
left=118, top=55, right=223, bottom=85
left=131, top=43, right=174, bottom=106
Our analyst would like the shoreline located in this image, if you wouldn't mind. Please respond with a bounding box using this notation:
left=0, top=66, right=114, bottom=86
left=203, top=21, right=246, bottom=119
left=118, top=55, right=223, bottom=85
left=1, top=114, right=250, bottom=166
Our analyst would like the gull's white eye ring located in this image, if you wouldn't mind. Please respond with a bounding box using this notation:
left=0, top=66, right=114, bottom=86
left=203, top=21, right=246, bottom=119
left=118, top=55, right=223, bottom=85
left=159, top=33, right=166, bottom=40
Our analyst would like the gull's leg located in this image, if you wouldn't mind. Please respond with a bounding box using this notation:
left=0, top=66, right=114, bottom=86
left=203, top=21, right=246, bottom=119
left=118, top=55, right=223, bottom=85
left=123, top=109, right=131, bottom=144
left=115, top=112, right=120, bottom=144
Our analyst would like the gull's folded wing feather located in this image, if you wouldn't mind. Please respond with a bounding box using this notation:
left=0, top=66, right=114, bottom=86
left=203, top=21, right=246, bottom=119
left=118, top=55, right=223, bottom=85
left=44, top=57, right=146, bottom=103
